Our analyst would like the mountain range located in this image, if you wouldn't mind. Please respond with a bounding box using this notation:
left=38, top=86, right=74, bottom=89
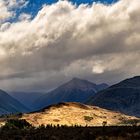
left=88, top=76, right=140, bottom=117
left=32, top=78, right=108, bottom=110
left=1, top=76, right=140, bottom=119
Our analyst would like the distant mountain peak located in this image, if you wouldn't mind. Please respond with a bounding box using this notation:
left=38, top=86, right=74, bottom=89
left=61, top=77, right=97, bottom=90
left=71, top=77, right=87, bottom=82
left=71, top=77, right=81, bottom=81
left=33, top=77, right=108, bottom=110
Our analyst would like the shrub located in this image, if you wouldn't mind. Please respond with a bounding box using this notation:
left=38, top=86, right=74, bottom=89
left=84, top=116, right=93, bottom=122
left=102, top=121, right=107, bottom=127
left=122, top=119, right=140, bottom=126
left=1, top=119, right=32, bottom=130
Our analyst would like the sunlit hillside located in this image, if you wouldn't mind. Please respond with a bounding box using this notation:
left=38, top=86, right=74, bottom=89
left=22, top=102, right=140, bottom=127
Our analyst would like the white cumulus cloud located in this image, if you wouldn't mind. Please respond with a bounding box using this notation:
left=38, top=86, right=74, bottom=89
left=0, top=0, right=140, bottom=91
left=0, top=0, right=28, bottom=23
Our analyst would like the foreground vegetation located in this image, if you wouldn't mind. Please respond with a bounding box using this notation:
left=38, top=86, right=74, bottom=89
left=0, top=119, right=140, bottom=140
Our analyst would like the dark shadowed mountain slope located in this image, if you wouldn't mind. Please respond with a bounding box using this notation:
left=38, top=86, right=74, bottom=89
left=88, top=76, right=140, bottom=117
left=10, top=91, right=45, bottom=110
left=0, top=90, right=29, bottom=115
left=33, top=78, right=108, bottom=110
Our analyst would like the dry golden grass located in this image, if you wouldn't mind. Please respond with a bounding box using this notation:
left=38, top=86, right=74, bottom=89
left=22, top=102, right=139, bottom=127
